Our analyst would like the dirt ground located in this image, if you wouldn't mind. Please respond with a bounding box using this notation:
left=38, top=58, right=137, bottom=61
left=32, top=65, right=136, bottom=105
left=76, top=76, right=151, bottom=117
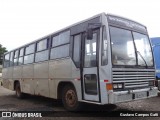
left=0, top=86, right=160, bottom=120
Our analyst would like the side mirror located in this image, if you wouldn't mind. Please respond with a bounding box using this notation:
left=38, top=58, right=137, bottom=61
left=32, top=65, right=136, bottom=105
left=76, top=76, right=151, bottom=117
left=87, top=28, right=93, bottom=40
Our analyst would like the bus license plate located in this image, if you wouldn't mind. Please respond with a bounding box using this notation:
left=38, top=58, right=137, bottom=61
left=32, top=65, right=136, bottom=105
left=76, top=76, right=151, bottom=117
left=135, top=92, right=147, bottom=99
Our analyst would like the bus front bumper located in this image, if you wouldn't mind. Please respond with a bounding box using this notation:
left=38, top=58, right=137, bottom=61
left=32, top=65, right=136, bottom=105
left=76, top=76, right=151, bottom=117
left=108, top=87, right=158, bottom=104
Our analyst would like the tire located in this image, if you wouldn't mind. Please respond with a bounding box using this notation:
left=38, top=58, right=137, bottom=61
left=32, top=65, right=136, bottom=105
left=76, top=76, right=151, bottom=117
left=15, top=82, right=24, bottom=99
left=62, top=85, right=82, bottom=111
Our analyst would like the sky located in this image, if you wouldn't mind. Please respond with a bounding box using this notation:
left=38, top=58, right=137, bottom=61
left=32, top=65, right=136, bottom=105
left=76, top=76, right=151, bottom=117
left=0, top=0, right=160, bottom=51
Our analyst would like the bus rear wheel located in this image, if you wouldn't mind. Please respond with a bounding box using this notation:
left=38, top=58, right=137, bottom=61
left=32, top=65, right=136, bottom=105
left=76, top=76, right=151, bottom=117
left=62, top=85, right=82, bottom=111
left=15, top=82, right=24, bottom=99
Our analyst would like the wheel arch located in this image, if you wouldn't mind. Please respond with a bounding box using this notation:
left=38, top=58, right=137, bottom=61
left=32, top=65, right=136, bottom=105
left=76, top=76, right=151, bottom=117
left=57, top=81, right=76, bottom=99
left=14, top=80, right=20, bottom=90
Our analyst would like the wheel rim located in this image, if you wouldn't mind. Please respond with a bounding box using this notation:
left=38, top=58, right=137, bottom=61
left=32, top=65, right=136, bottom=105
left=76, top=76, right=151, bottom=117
left=65, top=89, right=76, bottom=107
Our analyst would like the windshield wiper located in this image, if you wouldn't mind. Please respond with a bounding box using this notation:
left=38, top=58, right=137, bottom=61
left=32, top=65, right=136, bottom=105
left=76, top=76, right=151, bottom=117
left=136, top=51, right=148, bottom=68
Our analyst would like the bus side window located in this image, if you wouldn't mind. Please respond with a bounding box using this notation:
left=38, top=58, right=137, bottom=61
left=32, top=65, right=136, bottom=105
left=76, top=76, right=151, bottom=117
left=102, top=26, right=108, bottom=65
left=14, top=50, right=19, bottom=66
left=18, top=48, right=24, bottom=65
left=3, top=53, right=10, bottom=68
left=73, top=34, right=81, bottom=67
left=52, top=30, right=70, bottom=47
left=24, top=44, right=35, bottom=64
left=36, top=39, right=48, bottom=52
left=35, top=39, right=49, bottom=62
left=10, top=52, right=14, bottom=67
left=50, top=30, right=70, bottom=59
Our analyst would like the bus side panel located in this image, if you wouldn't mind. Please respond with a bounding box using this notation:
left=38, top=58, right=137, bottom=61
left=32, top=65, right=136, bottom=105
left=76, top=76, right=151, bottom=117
left=7, top=67, right=13, bottom=79
left=22, top=64, right=35, bottom=94
left=2, top=67, right=14, bottom=90
left=13, top=66, right=22, bottom=79
left=71, top=61, right=82, bottom=101
left=99, top=66, right=111, bottom=104
left=49, top=58, right=72, bottom=99
left=34, top=61, right=50, bottom=97
left=49, top=60, right=56, bottom=99
left=2, top=68, right=9, bottom=90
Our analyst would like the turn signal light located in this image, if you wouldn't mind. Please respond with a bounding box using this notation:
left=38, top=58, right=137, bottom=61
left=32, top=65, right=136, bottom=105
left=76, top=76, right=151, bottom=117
left=106, top=84, right=113, bottom=90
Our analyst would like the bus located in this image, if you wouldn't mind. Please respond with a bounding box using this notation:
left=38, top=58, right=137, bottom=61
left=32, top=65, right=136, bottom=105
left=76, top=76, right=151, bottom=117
left=151, top=37, right=160, bottom=90
left=2, top=13, right=158, bottom=111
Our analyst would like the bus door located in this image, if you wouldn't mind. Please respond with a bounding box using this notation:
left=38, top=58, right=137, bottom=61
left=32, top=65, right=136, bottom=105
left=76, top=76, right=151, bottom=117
left=81, top=29, right=100, bottom=102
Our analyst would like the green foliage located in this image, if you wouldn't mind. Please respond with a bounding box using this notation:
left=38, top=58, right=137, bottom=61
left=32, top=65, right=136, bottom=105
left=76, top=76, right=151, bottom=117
left=0, top=44, right=8, bottom=65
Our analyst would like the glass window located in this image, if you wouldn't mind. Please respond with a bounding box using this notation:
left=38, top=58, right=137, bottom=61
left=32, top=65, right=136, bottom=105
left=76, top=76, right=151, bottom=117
left=25, top=44, right=35, bottom=55
left=133, top=32, right=153, bottom=66
left=24, top=54, right=34, bottom=64
left=52, top=30, right=70, bottom=47
left=14, top=50, right=19, bottom=58
left=73, top=34, right=81, bottom=67
left=14, top=58, right=18, bottom=66
left=102, top=27, right=108, bottom=65
left=35, top=50, right=49, bottom=62
left=18, top=57, right=23, bottom=65
left=110, top=26, right=136, bottom=66
left=19, top=48, right=24, bottom=57
left=50, top=44, right=69, bottom=59
left=4, top=54, right=10, bottom=61
left=10, top=52, right=14, bottom=67
left=37, top=39, right=48, bottom=52
left=84, top=33, right=97, bottom=67
left=84, top=74, right=97, bottom=95
left=3, top=53, right=10, bottom=68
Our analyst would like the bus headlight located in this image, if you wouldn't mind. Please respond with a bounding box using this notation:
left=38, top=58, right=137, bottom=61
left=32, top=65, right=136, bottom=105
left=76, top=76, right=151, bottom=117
left=113, top=83, right=123, bottom=89
left=113, top=84, right=118, bottom=89
left=118, top=84, right=123, bottom=88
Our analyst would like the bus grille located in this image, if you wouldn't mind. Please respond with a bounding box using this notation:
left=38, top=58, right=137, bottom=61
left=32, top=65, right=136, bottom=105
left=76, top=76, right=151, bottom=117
left=112, top=68, right=155, bottom=89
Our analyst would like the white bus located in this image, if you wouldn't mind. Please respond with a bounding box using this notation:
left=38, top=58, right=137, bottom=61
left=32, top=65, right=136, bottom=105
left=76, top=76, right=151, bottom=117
left=2, top=13, right=158, bottom=111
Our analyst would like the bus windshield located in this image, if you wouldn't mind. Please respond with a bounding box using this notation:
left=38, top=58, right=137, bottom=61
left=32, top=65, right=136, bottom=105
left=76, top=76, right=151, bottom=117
left=110, top=26, right=153, bottom=67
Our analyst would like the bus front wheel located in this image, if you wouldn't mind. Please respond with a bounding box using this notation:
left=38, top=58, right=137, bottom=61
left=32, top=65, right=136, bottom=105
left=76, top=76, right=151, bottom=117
left=15, top=83, right=24, bottom=99
left=62, top=85, right=82, bottom=111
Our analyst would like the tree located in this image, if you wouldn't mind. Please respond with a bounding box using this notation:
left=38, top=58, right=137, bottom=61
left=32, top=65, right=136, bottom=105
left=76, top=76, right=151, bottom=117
left=0, top=44, right=8, bottom=65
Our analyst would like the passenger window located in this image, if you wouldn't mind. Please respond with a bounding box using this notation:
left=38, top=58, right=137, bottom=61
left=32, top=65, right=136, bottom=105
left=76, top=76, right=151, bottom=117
left=18, top=48, right=24, bottom=65
left=35, top=50, right=49, bottom=62
left=35, top=39, right=49, bottom=62
left=50, top=44, right=69, bottom=59
left=14, top=50, right=19, bottom=66
left=24, top=54, right=34, bottom=64
left=73, top=34, right=81, bottom=67
left=18, top=57, right=23, bottom=65
left=37, top=39, right=48, bottom=52
left=52, top=30, right=70, bottom=47
left=19, top=48, right=24, bottom=57
left=50, top=30, right=70, bottom=60
left=3, top=53, right=10, bottom=68
left=10, top=52, right=14, bottom=67
left=24, top=44, right=35, bottom=64
left=14, top=50, right=19, bottom=58
left=25, top=44, right=35, bottom=55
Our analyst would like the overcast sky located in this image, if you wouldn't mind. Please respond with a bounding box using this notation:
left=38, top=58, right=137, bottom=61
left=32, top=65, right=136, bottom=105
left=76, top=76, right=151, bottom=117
left=0, top=0, right=160, bottom=51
